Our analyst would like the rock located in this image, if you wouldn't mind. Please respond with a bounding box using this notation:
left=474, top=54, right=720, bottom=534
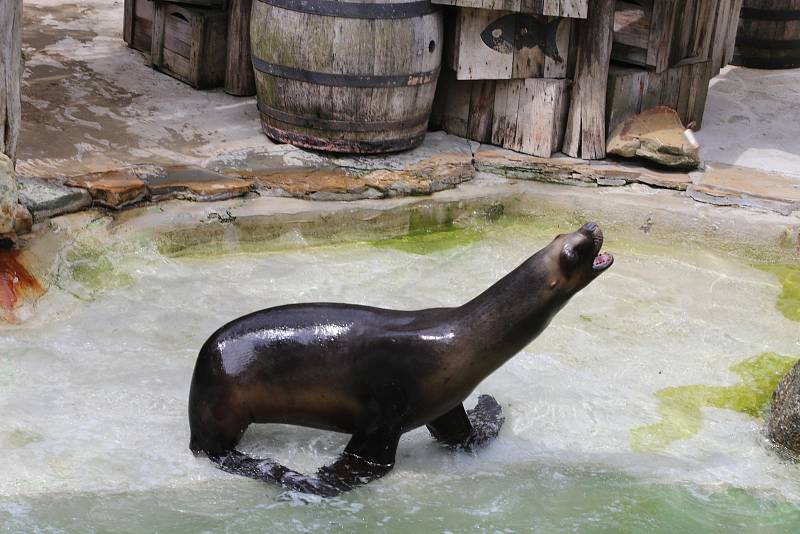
left=17, top=178, right=92, bottom=222
left=0, top=154, right=31, bottom=242
left=767, top=360, right=800, bottom=455
left=1, top=154, right=19, bottom=237
left=141, top=166, right=253, bottom=202
left=12, top=203, right=32, bottom=235
left=607, top=107, right=700, bottom=169
left=65, top=167, right=150, bottom=208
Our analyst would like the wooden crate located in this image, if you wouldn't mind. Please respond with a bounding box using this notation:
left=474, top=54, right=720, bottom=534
left=430, top=68, right=496, bottom=143
left=151, top=2, right=228, bottom=89
left=431, top=69, right=569, bottom=156
left=123, top=0, right=156, bottom=56
left=606, top=61, right=712, bottom=135
left=492, top=78, right=570, bottom=157
left=433, top=0, right=588, bottom=18
left=611, top=0, right=720, bottom=73
left=446, top=7, right=574, bottom=79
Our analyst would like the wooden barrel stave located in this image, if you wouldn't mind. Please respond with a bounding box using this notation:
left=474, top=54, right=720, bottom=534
left=733, top=0, right=800, bottom=69
left=250, top=0, right=443, bottom=153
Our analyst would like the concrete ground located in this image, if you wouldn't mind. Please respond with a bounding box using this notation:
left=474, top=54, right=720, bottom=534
left=14, top=0, right=800, bottom=218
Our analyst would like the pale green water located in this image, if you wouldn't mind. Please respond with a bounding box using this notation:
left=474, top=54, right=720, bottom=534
left=1, top=218, right=799, bottom=532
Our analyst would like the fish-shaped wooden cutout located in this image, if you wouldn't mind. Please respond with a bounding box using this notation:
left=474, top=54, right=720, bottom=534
left=480, top=15, right=564, bottom=62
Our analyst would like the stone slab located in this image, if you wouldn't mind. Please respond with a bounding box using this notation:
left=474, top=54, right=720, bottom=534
left=474, top=148, right=692, bottom=190
left=17, top=178, right=92, bottom=222
left=64, top=167, right=150, bottom=209
left=141, top=166, right=254, bottom=202
left=689, top=162, right=800, bottom=215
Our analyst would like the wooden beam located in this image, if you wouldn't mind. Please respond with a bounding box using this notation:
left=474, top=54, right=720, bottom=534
left=1, top=0, right=22, bottom=161
left=225, top=0, right=256, bottom=95
left=562, top=0, right=614, bottom=159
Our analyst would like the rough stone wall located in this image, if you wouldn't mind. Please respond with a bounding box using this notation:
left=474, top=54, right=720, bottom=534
left=1, top=0, right=23, bottom=240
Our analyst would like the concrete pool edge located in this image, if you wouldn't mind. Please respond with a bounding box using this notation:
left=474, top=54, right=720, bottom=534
left=109, top=178, right=800, bottom=258
left=3, top=177, right=798, bottom=324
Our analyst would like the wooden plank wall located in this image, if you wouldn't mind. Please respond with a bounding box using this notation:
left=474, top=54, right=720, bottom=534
left=612, top=0, right=720, bottom=73
left=433, top=0, right=588, bottom=18
left=606, top=61, right=712, bottom=135
left=708, top=0, right=743, bottom=77
left=431, top=68, right=497, bottom=143
left=492, top=78, right=570, bottom=156
left=448, top=8, right=572, bottom=79
left=562, top=0, right=615, bottom=159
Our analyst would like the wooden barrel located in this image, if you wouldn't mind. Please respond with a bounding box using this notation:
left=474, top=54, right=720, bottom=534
left=250, top=0, right=443, bottom=153
left=733, top=0, right=800, bottom=69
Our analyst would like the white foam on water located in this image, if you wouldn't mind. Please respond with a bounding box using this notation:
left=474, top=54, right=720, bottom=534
left=1, top=223, right=799, bottom=529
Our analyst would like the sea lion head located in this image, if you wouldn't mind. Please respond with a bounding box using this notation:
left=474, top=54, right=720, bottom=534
left=550, top=222, right=613, bottom=293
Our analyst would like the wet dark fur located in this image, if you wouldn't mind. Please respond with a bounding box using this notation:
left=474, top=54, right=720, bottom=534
left=188, top=223, right=612, bottom=496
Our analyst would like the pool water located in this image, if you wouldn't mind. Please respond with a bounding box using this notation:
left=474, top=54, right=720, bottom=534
left=1, top=218, right=799, bottom=532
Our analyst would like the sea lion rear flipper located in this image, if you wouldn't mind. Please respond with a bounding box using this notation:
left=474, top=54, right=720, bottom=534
left=211, top=425, right=401, bottom=497
left=427, top=395, right=505, bottom=450
left=426, top=403, right=472, bottom=446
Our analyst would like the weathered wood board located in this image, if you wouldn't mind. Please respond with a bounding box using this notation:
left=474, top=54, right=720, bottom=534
left=562, top=0, right=615, bottom=159
left=606, top=60, right=712, bottom=135
left=492, top=78, right=570, bottom=156
left=225, top=0, right=256, bottom=96
left=611, top=0, right=721, bottom=73
left=151, top=3, right=228, bottom=89
left=447, top=7, right=572, bottom=79
left=708, top=0, right=742, bottom=77
left=433, top=0, right=588, bottom=18
left=1, top=0, right=22, bottom=161
left=1, top=0, right=22, bottom=238
left=431, top=68, right=496, bottom=143
left=123, top=0, right=156, bottom=56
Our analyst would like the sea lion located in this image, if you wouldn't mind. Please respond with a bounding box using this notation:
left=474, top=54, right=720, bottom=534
left=188, top=222, right=614, bottom=496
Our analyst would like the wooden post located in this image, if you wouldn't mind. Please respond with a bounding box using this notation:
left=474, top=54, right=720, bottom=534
left=1, top=0, right=22, bottom=161
left=1, top=0, right=23, bottom=240
left=225, top=0, right=256, bottom=96
left=562, top=0, right=614, bottom=159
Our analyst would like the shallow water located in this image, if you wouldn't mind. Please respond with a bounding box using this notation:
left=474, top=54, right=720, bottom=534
left=2, top=220, right=799, bottom=531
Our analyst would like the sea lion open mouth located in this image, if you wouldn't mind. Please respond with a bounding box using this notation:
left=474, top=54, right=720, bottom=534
left=592, top=252, right=614, bottom=271
left=584, top=223, right=613, bottom=271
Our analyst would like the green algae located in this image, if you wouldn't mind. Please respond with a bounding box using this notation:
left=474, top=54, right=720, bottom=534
left=66, top=244, right=133, bottom=293
left=3, top=428, right=44, bottom=448
left=756, top=264, right=800, bottom=322
left=370, top=226, right=485, bottom=255
left=631, top=352, right=799, bottom=452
